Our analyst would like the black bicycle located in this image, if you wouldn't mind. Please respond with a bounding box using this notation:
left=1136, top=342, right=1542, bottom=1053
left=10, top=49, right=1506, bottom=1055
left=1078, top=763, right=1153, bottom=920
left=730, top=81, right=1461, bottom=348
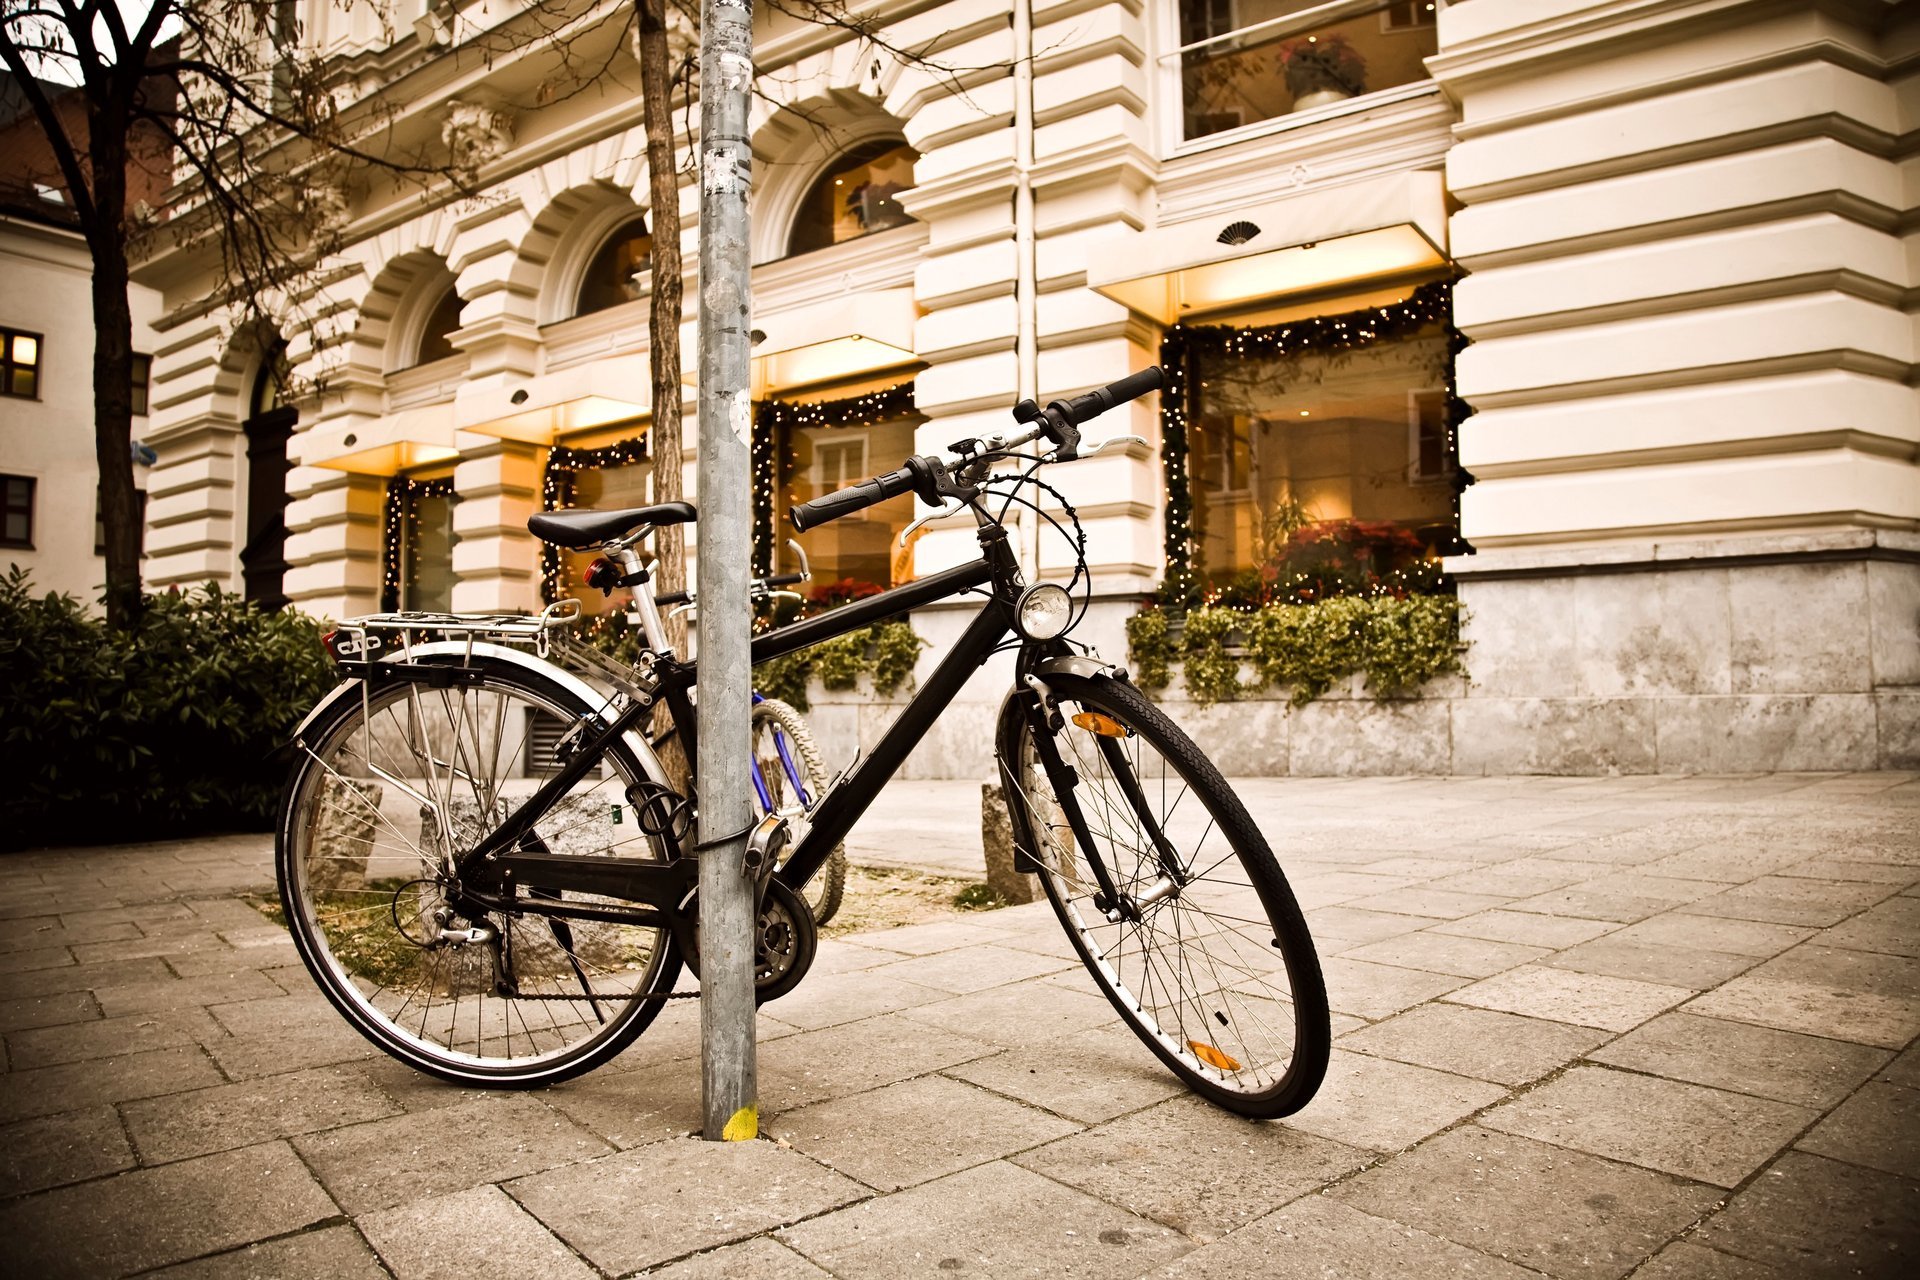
left=275, top=366, right=1331, bottom=1117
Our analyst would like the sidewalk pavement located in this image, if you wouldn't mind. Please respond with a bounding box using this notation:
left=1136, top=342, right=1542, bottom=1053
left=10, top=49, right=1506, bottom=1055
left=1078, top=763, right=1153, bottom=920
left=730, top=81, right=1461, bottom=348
left=1, top=773, right=1916, bottom=1278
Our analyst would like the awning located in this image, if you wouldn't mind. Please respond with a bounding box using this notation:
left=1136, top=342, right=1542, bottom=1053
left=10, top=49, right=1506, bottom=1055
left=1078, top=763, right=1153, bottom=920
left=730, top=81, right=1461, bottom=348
left=1089, top=170, right=1449, bottom=324
left=748, top=288, right=918, bottom=395
left=303, top=401, right=460, bottom=475
left=458, top=353, right=653, bottom=445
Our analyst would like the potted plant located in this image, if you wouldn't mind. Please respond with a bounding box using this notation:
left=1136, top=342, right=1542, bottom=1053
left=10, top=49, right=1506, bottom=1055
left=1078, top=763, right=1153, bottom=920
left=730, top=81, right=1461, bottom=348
left=1277, top=34, right=1367, bottom=111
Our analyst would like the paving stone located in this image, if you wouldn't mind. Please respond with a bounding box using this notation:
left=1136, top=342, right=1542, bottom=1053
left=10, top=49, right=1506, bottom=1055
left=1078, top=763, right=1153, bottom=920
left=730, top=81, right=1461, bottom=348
left=1880, top=1041, right=1920, bottom=1089
left=1302, top=906, right=1430, bottom=945
left=509, top=1135, right=867, bottom=1275
left=0, top=1044, right=225, bottom=1124
left=754, top=1011, right=995, bottom=1113
left=539, top=1060, right=706, bottom=1149
left=295, top=1094, right=611, bottom=1213
left=199, top=1023, right=382, bottom=1079
left=1505, top=887, right=1680, bottom=924
left=1795, top=1081, right=1920, bottom=1179
left=1336, top=930, right=1549, bottom=979
left=0, top=989, right=98, bottom=1032
left=359, top=1184, right=598, bottom=1280
left=91, top=969, right=284, bottom=1018
left=1599, top=913, right=1813, bottom=959
left=0, top=915, right=142, bottom=953
left=1319, top=958, right=1470, bottom=1020
left=1544, top=937, right=1760, bottom=990
left=1686, top=946, right=1920, bottom=1049
left=1331, top=1125, right=1720, bottom=1280
left=1479, top=1065, right=1816, bottom=1188
left=1140, top=1194, right=1543, bottom=1279
left=1780, top=857, right=1920, bottom=885
left=842, top=919, right=1014, bottom=956
left=67, top=931, right=235, bottom=964
left=1013, top=1095, right=1369, bottom=1239
left=1692, top=1151, right=1920, bottom=1278
left=1685, top=878, right=1900, bottom=928
left=1629, top=1241, right=1801, bottom=1279
left=0, top=1104, right=134, bottom=1197
left=4, top=1009, right=199, bottom=1069
left=941, top=1023, right=1188, bottom=1124
left=897, top=977, right=1117, bottom=1048
left=122, top=1064, right=402, bottom=1164
left=1339, top=1003, right=1608, bottom=1087
left=1279, top=1049, right=1505, bottom=1152
left=864, top=943, right=1076, bottom=994
left=1292, top=872, right=1424, bottom=910
left=775, top=1074, right=1080, bottom=1190
left=146, top=1224, right=389, bottom=1279
left=643, top=1235, right=834, bottom=1279
left=1446, top=965, right=1693, bottom=1032
left=1430, top=910, right=1618, bottom=949
left=1822, top=896, right=1920, bottom=958
left=780, top=1159, right=1189, bottom=1277
left=1587, top=1012, right=1890, bottom=1108
left=0, top=1140, right=338, bottom=1279
left=753, top=969, right=951, bottom=1031
left=0, top=954, right=170, bottom=1001
left=1340, top=888, right=1516, bottom=920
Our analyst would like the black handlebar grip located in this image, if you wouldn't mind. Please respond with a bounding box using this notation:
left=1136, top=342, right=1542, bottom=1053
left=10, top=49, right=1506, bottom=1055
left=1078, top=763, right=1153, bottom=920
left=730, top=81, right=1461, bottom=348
left=1061, top=365, right=1165, bottom=426
left=765, top=572, right=808, bottom=587
left=789, top=464, right=918, bottom=533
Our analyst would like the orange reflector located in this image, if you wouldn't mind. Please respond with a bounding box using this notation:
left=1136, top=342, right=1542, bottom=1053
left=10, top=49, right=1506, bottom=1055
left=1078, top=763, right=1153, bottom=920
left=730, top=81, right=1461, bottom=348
left=1072, top=711, right=1128, bottom=737
left=1186, top=1039, right=1241, bottom=1071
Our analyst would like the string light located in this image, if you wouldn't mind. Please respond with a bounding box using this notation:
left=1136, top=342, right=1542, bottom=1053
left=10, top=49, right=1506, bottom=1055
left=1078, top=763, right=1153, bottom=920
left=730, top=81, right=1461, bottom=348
left=380, top=476, right=456, bottom=612
left=539, top=435, right=651, bottom=603
left=751, top=382, right=917, bottom=576
left=1156, top=279, right=1471, bottom=611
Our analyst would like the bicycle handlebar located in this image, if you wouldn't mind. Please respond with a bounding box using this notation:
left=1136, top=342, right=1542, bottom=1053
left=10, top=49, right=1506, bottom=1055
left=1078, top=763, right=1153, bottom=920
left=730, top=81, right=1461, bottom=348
left=788, top=367, right=1163, bottom=534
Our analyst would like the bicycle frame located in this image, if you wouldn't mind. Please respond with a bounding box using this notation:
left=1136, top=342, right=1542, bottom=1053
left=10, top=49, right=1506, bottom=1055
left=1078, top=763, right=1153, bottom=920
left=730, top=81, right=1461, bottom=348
left=457, top=518, right=1032, bottom=922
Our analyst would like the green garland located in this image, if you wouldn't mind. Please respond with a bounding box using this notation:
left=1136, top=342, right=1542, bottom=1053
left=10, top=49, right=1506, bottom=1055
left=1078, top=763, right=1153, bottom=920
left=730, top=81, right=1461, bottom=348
left=751, top=381, right=917, bottom=575
left=539, top=435, right=650, bottom=604
left=1157, top=279, right=1472, bottom=608
left=380, top=475, right=455, bottom=612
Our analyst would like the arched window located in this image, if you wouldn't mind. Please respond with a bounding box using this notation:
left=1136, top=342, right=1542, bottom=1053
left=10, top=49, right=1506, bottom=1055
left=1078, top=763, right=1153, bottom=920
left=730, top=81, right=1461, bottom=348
left=575, top=216, right=651, bottom=317
left=787, top=140, right=918, bottom=256
left=414, top=286, right=464, bottom=365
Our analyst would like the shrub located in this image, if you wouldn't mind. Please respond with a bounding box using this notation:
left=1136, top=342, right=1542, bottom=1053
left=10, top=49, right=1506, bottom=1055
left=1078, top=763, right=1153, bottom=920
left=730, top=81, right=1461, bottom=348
left=0, top=571, right=335, bottom=849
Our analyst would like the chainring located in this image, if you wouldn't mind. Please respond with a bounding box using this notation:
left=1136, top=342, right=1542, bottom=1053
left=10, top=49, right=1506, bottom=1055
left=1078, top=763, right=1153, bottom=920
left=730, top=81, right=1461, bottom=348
left=680, top=877, right=818, bottom=1004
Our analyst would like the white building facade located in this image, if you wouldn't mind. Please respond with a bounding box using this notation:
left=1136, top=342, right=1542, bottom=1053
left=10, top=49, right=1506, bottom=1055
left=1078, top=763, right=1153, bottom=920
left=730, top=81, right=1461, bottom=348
left=134, top=0, right=1919, bottom=775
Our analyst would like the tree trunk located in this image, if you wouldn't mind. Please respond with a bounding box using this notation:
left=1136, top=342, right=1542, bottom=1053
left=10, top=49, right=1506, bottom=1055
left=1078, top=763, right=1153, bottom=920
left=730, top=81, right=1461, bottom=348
left=638, top=0, right=687, bottom=656
left=89, top=117, right=142, bottom=630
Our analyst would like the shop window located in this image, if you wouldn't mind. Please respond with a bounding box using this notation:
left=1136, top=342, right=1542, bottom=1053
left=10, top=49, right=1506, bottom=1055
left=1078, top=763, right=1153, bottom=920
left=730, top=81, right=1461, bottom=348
left=787, top=140, right=918, bottom=257
left=413, top=287, right=465, bottom=365
left=381, top=476, right=457, bottom=613
left=95, top=487, right=149, bottom=556
left=131, top=353, right=152, bottom=415
left=1182, top=310, right=1454, bottom=601
left=1175, top=0, right=1439, bottom=142
left=1, top=474, right=33, bottom=548
left=769, top=404, right=916, bottom=592
left=575, top=217, right=651, bottom=317
left=2, top=329, right=42, bottom=399
left=561, top=454, right=654, bottom=615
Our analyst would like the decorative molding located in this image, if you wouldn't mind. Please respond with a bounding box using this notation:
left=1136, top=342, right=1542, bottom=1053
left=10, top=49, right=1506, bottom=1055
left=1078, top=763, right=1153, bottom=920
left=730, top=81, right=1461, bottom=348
left=442, top=100, right=517, bottom=183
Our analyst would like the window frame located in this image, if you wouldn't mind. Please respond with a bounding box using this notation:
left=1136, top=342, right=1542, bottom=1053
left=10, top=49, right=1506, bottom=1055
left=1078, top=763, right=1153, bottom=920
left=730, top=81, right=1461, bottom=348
left=1, top=474, right=36, bottom=549
left=784, top=138, right=921, bottom=260
left=1156, top=0, right=1446, bottom=156
left=131, top=352, right=152, bottom=416
left=1, top=327, right=44, bottom=400
left=573, top=215, right=653, bottom=320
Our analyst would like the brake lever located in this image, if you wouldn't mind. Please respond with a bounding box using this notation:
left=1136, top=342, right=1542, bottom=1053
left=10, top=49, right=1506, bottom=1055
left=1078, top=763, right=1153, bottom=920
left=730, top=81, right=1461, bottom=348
left=899, top=499, right=965, bottom=546
left=1075, top=434, right=1148, bottom=457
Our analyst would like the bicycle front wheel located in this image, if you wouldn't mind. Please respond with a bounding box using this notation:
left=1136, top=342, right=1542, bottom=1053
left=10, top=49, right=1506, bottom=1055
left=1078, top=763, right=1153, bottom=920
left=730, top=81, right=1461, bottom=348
left=1000, top=670, right=1329, bottom=1117
left=277, top=656, right=681, bottom=1087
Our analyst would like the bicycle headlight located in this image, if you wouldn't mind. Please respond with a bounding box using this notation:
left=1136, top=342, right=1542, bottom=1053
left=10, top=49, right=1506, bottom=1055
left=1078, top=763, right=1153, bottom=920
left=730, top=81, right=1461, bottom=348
left=1015, top=583, right=1073, bottom=641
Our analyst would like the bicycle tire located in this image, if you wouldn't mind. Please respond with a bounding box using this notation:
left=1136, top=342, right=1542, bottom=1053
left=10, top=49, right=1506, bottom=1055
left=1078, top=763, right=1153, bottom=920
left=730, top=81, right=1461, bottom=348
left=998, top=670, right=1329, bottom=1117
left=276, top=655, right=682, bottom=1088
left=751, top=697, right=848, bottom=925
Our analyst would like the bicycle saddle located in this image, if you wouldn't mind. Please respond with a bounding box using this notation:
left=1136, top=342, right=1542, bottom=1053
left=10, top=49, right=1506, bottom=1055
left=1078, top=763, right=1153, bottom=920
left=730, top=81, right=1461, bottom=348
left=527, top=501, right=697, bottom=549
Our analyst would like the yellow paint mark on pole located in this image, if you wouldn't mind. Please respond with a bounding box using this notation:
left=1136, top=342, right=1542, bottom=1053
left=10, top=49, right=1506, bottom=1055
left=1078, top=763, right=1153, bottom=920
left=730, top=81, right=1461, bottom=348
left=722, top=1104, right=758, bottom=1142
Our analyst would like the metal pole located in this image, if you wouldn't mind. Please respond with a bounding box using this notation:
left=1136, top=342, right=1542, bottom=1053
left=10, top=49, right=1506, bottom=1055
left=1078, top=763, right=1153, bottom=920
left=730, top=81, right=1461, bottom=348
left=695, top=0, right=757, bottom=1142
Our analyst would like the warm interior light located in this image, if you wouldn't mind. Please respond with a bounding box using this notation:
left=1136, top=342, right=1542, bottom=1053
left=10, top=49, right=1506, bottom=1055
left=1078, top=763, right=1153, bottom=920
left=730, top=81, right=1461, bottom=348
left=315, top=440, right=461, bottom=476
left=13, top=334, right=37, bottom=364
left=467, top=395, right=649, bottom=444
left=754, top=334, right=917, bottom=396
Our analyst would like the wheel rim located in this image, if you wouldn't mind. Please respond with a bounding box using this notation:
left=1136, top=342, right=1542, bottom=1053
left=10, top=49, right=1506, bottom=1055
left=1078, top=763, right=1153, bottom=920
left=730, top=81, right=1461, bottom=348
left=284, top=676, right=672, bottom=1075
left=1012, top=700, right=1305, bottom=1099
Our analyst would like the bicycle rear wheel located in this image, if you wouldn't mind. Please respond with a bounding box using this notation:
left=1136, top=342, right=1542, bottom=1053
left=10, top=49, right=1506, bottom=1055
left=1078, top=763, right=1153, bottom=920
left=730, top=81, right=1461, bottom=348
left=999, top=670, right=1328, bottom=1117
left=751, top=697, right=847, bottom=925
left=276, top=657, right=682, bottom=1087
